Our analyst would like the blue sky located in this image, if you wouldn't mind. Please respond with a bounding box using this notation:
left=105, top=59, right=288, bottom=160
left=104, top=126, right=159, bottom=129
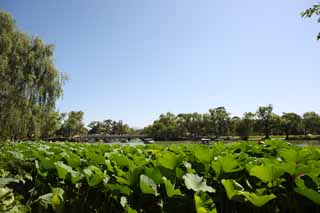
left=1, top=0, right=319, bottom=127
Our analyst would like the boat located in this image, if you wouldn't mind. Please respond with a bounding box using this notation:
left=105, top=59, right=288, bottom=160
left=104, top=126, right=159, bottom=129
left=143, top=138, right=155, bottom=144
left=200, top=138, right=211, bottom=144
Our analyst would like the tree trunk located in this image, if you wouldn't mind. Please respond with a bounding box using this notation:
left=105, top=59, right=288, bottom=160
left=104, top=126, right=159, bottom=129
left=265, top=123, right=270, bottom=139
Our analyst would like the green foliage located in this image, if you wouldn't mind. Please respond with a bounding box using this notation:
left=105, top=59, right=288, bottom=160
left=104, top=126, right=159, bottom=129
left=281, top=113, right=302, bottom=139
left=256, top=105, right=274, bottom=139
left=232, top=113, right=255, bottom=140
left=303, top=111, right=320, bottom=135
left=294, top=179, right=320, bottom=205
left=0, top=141, right=319, bottom=212
left=301, top=3, right=320, bottom=40
left=0, top=11, right=66, bottom=140
left=208, top=107, right=230, bottom=139
left=88, top=119, right=134, bottom=135
left=58, top=111, right=87, bottom=138
left=222, top=179, right=276, bottom=207
left=183, top=174, right=215, bottom=193
left=143, top=106, right=320, bottom=141
left=163, top=178, right=182, bottom=197
left=249, top=165, right=283, bottom=184
left=139, top=174, right=158, bottom=195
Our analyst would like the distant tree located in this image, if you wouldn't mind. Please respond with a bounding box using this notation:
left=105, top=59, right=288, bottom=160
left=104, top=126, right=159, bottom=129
left=256, top=105, right=273, bottom=139
left=111, top=120, right=132, bottom=135
left=176, top=113, right=205, bottom=139
left=144, top=112, right=179, bottom=140
left=143, top=106, right=320, bottom=141
left=59, top=111, right=87, bottom=137
left=303, top=112, right=320, bottom=135
left=270, top=114, right=282, bottom=135
left=229, top=116, right=241, bottom=137
left=190, top=113, right=204, bottom=139
left=301, top=3, right=320, bottom=40
left=88, top=119, right=134, bottom=135
left=88, top=121, right=104, bottom=134
left=176, top=113, right=191, bottom=137
left=281, top=113, right=302, bottom=139
left=235, top=112, right=255, bottom=140
left=103, top=119, right=113, bottom=133
left=209, top=107, right=230, bottom=139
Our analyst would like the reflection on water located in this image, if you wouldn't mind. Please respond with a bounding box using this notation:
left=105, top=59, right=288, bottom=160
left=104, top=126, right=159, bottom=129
left=106, top=139, right=145, bottom=146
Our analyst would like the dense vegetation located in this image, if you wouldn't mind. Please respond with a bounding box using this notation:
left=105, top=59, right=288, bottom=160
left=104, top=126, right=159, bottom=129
left=143, top=105, right=320, bottom=141
left=0, top=11, right=66, bottom=141
left=0, top=140, right=319, bottom=212
left=87, top=119, right=135, bottom=135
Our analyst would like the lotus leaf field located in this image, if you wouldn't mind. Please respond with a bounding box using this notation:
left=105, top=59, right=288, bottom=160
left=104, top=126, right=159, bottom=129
left=0, top=140, right=319, bottom=212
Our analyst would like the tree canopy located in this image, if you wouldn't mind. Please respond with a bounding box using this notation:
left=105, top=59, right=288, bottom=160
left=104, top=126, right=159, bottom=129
left=0, top=11, right=66, bottom=140
left=87, top=119, right=134, bottom=135
left=58, top=111, right=87, bottom=137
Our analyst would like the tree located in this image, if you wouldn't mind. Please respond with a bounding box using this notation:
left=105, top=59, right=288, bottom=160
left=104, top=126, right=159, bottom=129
left=144, top=113, right=179, bottom=140
left=40, top=111, right=63, bottom=139
left=176, top=113, right=192, bottom=138
left=235, top=112, right=255, bottom=140
left=103, top=119, right=113, bottom=133
left=256, top=105, right=273, bottom=139
left=208, top=107, right=230, bottom=139
left=88, top=119, right=134, bottom=135
left=111, top=120, right=132, bottom=135
left=202, top=113, right=212, bottom=137
left=301, top=3, right=320, bottom=40
left=59, top=111, right=87, bottom=137
left=303, top=112, right=320, bottom=135
left=189, top=113, right=204, bottom=139
left=281, top=113, right=302, bottom=140
left=88, top=121, right=104, bottom=134
left=270, top=114, right=282, bottom=136
left=229, top=116, right=241, bottom=137
left=0, top=11, right=66, bottom=140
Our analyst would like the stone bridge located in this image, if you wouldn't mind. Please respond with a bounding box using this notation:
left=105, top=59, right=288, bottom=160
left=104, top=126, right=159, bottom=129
left=73, top=134, right=149, bottom=142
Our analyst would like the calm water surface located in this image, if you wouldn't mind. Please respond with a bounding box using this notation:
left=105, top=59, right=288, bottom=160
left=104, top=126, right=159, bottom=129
left=107, top=140, right=320, bottom=147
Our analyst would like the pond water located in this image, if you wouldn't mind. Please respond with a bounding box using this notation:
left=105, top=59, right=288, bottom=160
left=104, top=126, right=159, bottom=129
left=288, top=140, right=320, bottom=147
left=106, top=139, right=320, bottom=147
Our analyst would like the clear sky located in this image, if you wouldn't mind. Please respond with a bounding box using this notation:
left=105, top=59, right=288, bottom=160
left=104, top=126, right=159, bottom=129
left=1, top=0, right=319, bottom=127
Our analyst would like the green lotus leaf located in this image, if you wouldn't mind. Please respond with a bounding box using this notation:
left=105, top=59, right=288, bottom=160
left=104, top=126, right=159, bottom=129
left=295, top=179, right=320, bottom=205
left=140, top=174, right=158, bottom=196
left=222, top=179, right=276, bottom=207
left=163, top=178, right=182, bottom=197
left=83, top=165, right=105, bottom=187
left=183, top=173, right=215, bottom=193
left=157, top=151, right=182, bottom=170
left=250, top=165, right=283, bottom=183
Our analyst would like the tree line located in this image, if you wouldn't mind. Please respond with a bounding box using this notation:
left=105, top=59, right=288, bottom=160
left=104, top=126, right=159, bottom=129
left=143, top=105, right=320, bottom=140
left=87, top=120, right=134, bottom=135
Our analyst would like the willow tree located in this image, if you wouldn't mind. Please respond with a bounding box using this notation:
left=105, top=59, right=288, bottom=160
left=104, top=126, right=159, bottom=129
left=302, top=3, right=320, bottom=40
left=0, top=11, right=66, bottom=140
left=256, top=105, right=273, bottom=139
